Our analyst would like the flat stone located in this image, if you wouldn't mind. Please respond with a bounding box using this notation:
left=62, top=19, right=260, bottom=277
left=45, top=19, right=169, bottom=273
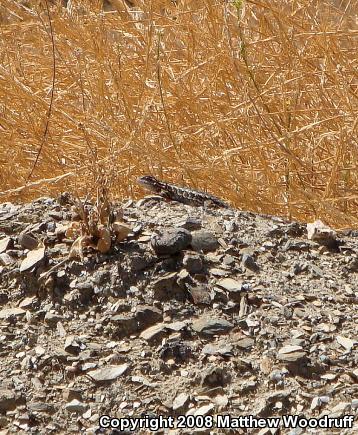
left=193, top=403, right=214, bottom=416
left=20, top=247, right=45, bottom=272
left=0, top=307, right=26, bottom=319
left=64, top=399, right=87, bottom=414
left=191, top=230, right=219, bottom=252
left=278, top=351, right=307, bottom=363
left=88, top=364, right=128, bottom=382
left=192, top=317, right=234, bottom=336
left=19, top=297, right=37, bottom=309
left=151, top=228, right=192, bottom=255
left=172, top=393, right=190, bottom=411
left=0, top=237, right=11, bottom=253
left=166, top=321, right=187, bottom=332
left=279, top=345, right=304, bottom=354
left=336, top=335, right=356, bottom=351
left=140, top=323, right=168, bottom=341
left=27, top=402, right=55, bottom=413
left=236, top=337, right=255, bottom=349
left=216, top=278, right=243, bottom=294
left=202, top=343, right=234, bottom=356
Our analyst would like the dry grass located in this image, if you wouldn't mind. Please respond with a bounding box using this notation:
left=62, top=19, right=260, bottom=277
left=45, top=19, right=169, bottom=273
left=0, top=0, right=357, bottom=228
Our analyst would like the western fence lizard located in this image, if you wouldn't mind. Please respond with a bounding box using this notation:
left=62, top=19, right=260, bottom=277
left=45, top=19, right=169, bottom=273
left=137, top=175, right=229, bottom=208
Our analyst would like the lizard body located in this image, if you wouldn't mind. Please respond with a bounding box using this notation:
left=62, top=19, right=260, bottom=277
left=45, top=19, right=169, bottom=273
left=137, top=175, right=229, bottom=208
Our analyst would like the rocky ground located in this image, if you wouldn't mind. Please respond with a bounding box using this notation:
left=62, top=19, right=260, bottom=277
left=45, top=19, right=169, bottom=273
left=0, top=194, right=357, bottom=434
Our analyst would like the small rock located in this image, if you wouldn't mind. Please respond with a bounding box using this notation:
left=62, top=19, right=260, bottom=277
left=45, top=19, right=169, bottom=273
left=44, top=312, right=64, bottom=325
left=0, top=253, right=15, bottom=266
left=307, top=220, right=337, bottom=247
left=0, top=389, right=16, bottom=412
left=65, top=399, right=87, bottom=414
left=0, top=237, right=12, bottom=253
left=192, top=317, right=234, bottom=336
left=0, top=307, right=26, bottom=320
left=172, top=393, right=190, bottom=411
left=216, top=278, right=244, bottom=301
left=191, top=230, right=219, bottom=252
left=27, top=402, right=55, bottom=414
left=18, top=233, right=38, bottom=250
left=166, top=321, right=187, bottom=332
left=183, top=252, right=203, bottom=273
left=216, top=278, right=243, bottom=292
left=193, top=403, right=214, bottom=416
left=336, top=335, right=356, bottom=351
left=202, top=343, right=234, bottom=357
left=135, top=305, right=163, bottom=329
left=279, top=345, right=304, bottom=354
left=236, top=337, right=255, bottom=349
left=19, top=297, right=37, bottom=309
left=311, top=396, right=329, bottom=410
left=64, top=336, right=82, bottom=355
left=213, top=394, right=229, bottom=407
left=140, top=323, right=168, bottom=341
left=88, top=364, right=128, bottom=382
left=20, top=246, right=45, bottom=272
left=278, top=345, right=306, bottom=362
left=187, top=284, right=211, bottom=305
left=151, top=228, right=192, bottom=255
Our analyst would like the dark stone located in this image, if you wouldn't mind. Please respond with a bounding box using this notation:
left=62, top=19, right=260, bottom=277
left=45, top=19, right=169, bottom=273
left=18, top=233, right=39, bottom=250
left=135, top=305, right=163, bottom=330
left=182, top=252, right=203, bottom=273
left=201, top=366, right=231, bottom=388
left=159, top=340, right=192, bottom=362
left=151, top=228, right=192, bottom=255
left=192, top=317, right=234, bottom=336
left=191, top=231, right=219, bottom=253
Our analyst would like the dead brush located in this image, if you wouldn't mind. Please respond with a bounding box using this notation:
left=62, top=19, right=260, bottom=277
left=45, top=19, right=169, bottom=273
left=0, top=0, right=357, bottom=228
left=65, top=186, right=131, bottom=260
left=39, top=185, right=131, bottom=283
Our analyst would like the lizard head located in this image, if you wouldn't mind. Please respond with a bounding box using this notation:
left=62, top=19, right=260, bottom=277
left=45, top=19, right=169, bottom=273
left=137, top=175, right=162, bottom=193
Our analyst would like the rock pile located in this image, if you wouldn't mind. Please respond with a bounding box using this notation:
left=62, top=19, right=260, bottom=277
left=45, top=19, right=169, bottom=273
left=0, top=195, right=357, bottom=433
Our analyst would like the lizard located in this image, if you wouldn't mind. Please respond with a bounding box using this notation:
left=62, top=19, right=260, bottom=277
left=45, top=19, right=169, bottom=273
left=137, top=175, right=229, bottom=208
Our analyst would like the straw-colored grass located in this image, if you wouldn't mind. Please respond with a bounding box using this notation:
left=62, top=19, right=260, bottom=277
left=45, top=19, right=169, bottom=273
left=0, top=0, right=357, bottom=228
